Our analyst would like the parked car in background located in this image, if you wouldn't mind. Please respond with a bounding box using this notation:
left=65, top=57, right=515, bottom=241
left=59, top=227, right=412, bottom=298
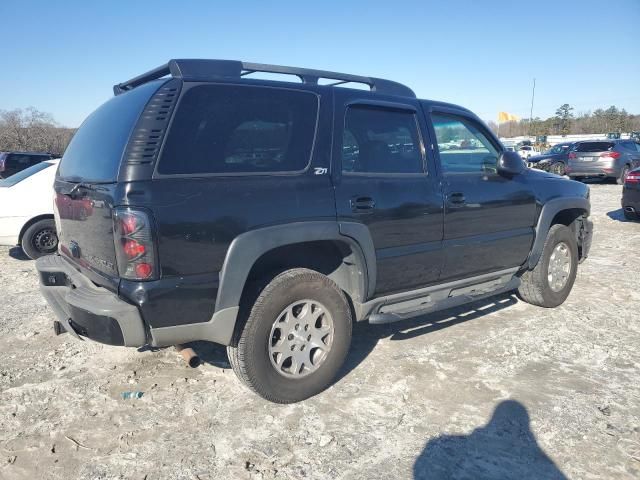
left=622, top=167, right=640, bottom=220
left=517, top=145, right=538, bottom=160
left=527, top=142, right=575, bottom=175
left=35, top=59, right=592, bottom=403
left=0, top=151, right=54, bottom=178
left=567, top=140, right=640, bottom=184
left=0, top=159, right=59, bottom=259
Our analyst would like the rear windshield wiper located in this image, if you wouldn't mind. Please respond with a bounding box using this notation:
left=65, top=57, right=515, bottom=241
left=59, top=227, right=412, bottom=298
left=59, top=182, right=108, bottom=198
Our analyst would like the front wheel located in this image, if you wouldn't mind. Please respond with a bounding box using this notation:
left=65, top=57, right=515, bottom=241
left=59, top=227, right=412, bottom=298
left=21, top=219, right=58, bottom=260
left=227, top=268, right=352, bottom=403
left=517, top=224, right=578, bottom=308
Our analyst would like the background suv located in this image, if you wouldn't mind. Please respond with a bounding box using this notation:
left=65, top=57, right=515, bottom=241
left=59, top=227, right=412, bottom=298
left=567, top=140, right=640, bottom=184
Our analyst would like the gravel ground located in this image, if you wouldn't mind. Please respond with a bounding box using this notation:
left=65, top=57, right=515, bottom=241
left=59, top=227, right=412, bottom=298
left=0, top=184, right=639, bottom=480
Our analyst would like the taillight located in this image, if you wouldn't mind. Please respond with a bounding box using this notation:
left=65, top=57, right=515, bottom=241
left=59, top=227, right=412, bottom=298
left=600, top=151, right=621, bottom=159
left=113, top=208, right=157, bottom=280
left=625, top=171, right=640, bottom=184
left=568, top=152, right=577, bottom=160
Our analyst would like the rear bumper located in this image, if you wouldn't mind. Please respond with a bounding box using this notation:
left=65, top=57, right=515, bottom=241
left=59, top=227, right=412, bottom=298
left=567, top=164, right=619, bottom=178
left=36, top=254, right=146, bottom=346
left=622, top=187, right=640, bottom=212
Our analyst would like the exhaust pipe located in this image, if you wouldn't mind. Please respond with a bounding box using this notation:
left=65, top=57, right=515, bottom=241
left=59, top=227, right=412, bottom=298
left=175, top=344, right=200, bottom=368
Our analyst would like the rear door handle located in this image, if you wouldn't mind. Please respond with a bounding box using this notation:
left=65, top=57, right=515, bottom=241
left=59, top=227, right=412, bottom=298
left=350, top=196, right=376, bottom=213
left=448, top=192, right=466, bottom=205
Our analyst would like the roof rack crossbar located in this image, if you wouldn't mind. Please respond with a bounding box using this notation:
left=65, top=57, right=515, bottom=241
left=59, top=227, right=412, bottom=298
left=114, top=59, right=416, bottom=98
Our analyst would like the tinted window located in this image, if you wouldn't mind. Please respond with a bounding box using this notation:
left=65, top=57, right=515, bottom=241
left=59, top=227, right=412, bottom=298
left=0, top=162, right=53, bottom=188
left=431, top=113, right=500, bottom=174
left=576, top=142, right=613, bottom=152
left=621, top=141, right=637, bottom=151
left=58, top=80, right=164, bottom=182
left=342, top=106, right=423, bottom=174
left=158, top=85, right=318, bottom=175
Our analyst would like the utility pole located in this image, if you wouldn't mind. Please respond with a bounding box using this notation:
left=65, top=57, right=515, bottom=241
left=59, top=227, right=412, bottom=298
left=529, top=78, right=536, bottom=138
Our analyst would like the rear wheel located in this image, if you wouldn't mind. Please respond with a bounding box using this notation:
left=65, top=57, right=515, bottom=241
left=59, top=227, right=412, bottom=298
left=21, top=219, right=58, bottom=260
left=227, top=268, right=352, bottom=403
left=517, top=224, right=578, bottom=308
left=550, top=162, right=566, bottom=176
left=617, top=165, right=630, bottom=185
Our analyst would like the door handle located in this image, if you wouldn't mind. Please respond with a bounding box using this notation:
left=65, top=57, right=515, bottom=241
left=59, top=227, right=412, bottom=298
left=350, top=196, right=376, bottom=213
left=448, top=192, right=466, bottom=205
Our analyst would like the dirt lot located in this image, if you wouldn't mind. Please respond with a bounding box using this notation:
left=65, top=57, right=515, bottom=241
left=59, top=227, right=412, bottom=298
left=0, top=184, right=639, bottom=480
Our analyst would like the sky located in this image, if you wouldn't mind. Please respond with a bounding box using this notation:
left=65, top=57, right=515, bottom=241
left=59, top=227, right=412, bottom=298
left=0, top=0, right=639, bottom=127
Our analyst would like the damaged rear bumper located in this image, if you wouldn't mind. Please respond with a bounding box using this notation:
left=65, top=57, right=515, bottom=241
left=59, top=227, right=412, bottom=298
left=36, top=254, right=146, bottom=346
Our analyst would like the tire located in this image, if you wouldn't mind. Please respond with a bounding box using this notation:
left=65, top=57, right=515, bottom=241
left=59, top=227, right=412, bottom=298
left=551, top=162, right=566, bottom=176
left=623, top=209, right=637, bottom=221
left=617, top=165, right=630, bottom=185
left=21, top=219, right=58, bottom=260
left=517, top=224, right=578, bottom=308
left=227, top=268, right=352, bottom=403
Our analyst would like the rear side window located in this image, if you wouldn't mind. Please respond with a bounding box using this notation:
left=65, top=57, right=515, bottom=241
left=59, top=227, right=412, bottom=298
left=58, top=80, right=165, bottom=183
left=576, top=142, right=613, bottom=152
left=342, top=106, right=423, bottom=174
left=158, top=85, right=319, bottom=175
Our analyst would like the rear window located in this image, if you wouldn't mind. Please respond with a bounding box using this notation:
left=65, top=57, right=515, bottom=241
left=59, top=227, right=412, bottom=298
left=157, top=84, right=319, bottom=175
left=58, top=80, right=165, bottom=183
left=576, top=142, right=614, bottom=152
left=0, top=162, right=53, bottom=188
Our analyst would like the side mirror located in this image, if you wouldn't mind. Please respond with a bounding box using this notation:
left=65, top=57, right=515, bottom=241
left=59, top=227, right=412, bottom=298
left=497, top=151, right=526, bottom=176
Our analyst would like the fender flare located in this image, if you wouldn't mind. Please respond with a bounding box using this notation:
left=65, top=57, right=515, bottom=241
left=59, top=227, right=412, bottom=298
left=527, top=197, right=590, bottom=269
left=214, top=221, right=376, bottom=312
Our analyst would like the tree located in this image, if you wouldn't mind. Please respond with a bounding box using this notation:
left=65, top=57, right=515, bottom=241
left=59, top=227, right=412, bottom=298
left=0, top=108, right=75, bottom=155
left=554, top=104, right=574, bottom=135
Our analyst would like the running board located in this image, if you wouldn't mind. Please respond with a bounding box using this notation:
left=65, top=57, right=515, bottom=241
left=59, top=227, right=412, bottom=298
left=368, top=275, right=520, bottom=325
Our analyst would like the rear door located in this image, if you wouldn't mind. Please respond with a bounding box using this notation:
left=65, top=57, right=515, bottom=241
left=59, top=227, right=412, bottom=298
left=333, top=90, right=444, bottom=296
left=427, top=107, right=536, bottom=281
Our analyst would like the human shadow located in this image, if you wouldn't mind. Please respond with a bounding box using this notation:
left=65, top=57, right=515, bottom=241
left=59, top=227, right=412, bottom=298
left=607, top=208, right=636, bottom=222
left=414, top=400, right=567, bottom=480
left=336, top=293, right=518, bottom=383
left=8, top=246, right=30, bottom=260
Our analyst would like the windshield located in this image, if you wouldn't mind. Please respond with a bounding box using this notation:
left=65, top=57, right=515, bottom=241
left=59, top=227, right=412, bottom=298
left=545, top=144, right=568, bottom=154
left=58, top=80, right=165, bottom=183
left=0, top=161, right=54, bottom=187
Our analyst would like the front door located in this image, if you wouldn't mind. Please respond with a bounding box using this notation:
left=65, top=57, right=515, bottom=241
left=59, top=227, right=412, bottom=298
left=333, top=92, right=444, bottom=296
left=427, top=109, right=537, bottom=281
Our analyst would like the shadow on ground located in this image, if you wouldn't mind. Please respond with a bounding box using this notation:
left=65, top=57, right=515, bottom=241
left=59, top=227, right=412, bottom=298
left=8, top=246, right=30, bottom=260
left=413, top=400, right=567, bottom=479
left=336, top=293, right=518, bottom=382
left=180, top=293, right=518, bottom=378
left=607, top=208, right=637, bottom=222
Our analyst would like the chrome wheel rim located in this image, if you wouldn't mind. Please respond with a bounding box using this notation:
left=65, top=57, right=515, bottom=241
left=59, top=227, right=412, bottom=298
left=548, top=242, right=571, bottom=292
left=33, top=229, right=58, bottom=253
left=268, top=299, right=334, bottom=378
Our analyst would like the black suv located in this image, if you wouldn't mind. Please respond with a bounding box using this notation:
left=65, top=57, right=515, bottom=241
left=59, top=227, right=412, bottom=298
left=36, top=59, right=593, bottom=403
left=0, top=151, right=53, bottom=178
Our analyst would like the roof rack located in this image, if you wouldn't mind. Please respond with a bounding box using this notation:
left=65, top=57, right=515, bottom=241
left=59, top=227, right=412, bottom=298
left=113, top=59, right=415, bottom=98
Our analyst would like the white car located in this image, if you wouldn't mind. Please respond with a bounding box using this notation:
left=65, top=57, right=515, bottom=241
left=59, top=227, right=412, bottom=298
left=518, top=145, right=538, bottom=160
left=0, top=159, right=59, bottom=259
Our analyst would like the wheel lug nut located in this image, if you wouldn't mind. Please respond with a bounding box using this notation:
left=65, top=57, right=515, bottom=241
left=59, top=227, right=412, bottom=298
left=295, top=324, right=300, bottom=330
left=288, top=334, right=294, bottom=340
left=304, top=325, right=309, bottom=331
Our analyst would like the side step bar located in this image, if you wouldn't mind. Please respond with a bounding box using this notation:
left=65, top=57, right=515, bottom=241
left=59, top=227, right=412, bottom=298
left=366, top=271, right=520, bottom=325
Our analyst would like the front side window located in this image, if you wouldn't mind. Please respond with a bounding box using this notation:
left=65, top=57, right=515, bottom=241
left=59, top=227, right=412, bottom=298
left=158, top=85, right=319, bottom=175
left=431, top=113, right=500, bottom=174
left=342, top=106, right=423, bottom=174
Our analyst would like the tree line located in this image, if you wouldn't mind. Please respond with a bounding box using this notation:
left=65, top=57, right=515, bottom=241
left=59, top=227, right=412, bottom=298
left=0, top=108, right=76, bottom=156
left=488, top=104, right=640, bottom=138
